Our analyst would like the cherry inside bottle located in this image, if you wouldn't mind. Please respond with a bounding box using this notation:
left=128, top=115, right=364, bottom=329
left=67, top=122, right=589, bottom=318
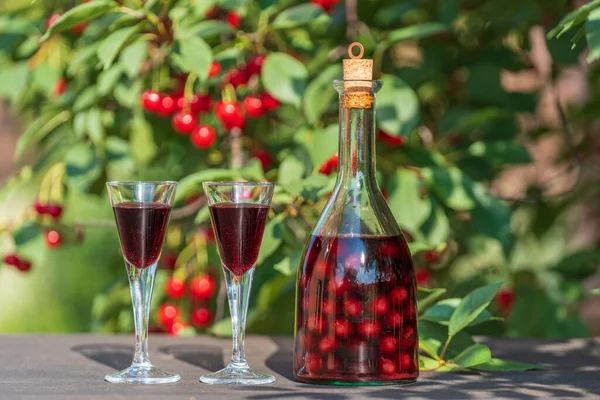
left=295, top=234, right=418, bottom=384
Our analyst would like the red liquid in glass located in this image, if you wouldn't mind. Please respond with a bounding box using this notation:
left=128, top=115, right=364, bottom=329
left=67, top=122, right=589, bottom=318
left=294, top=234, right=418, bottom=383
left=209, top=203, right=269, bottom=276
left=113, top=202, right=171, bottom=269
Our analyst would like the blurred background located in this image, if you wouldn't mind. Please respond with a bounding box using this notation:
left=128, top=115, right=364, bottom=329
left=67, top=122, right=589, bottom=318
left=1, top=0, right=600, bottom=338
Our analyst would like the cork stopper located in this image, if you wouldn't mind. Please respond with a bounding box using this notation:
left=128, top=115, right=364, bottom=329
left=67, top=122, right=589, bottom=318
left=342, top=42, right=374, bottom=109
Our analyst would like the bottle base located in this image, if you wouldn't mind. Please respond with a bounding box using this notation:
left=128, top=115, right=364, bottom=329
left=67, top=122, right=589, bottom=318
left=295, top=375, right=417, bottom=386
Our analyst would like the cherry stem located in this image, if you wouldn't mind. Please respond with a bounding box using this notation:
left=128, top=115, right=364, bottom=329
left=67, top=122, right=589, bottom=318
left=184, top=72, right=197, bottom=102
left=439, top=335, right=453, bottom=360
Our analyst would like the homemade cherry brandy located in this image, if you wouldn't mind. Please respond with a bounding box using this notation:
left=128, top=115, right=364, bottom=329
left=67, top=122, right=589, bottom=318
left=294, top=43, right=418, bottom=385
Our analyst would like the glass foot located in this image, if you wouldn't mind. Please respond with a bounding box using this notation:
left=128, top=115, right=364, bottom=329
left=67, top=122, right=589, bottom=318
left=200, top=363, right=275, bottom=385
left=105, top=364, right=181, bottom=384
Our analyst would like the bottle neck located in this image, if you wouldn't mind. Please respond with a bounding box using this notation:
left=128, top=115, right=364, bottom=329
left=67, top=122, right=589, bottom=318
left=336, top=101, right=377, bottom=189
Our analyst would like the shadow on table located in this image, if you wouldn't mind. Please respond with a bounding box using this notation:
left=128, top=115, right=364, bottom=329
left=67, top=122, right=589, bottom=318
left=256, top=337, right=600, bottom=400
left=265, top=336, right=295, bottom=381
left=159, top=344, right=225, bottom=372
left=71, top=344, right=133, bottom=370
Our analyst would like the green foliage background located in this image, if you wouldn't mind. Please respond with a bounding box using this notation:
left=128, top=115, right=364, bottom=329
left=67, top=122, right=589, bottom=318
left=0, top=0, right=597, bottom=358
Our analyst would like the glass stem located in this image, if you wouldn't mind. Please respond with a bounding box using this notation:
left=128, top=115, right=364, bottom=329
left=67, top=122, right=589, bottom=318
left=126, top=261, right=157, bottom=366
left=224, top=267, right=254, bottom=367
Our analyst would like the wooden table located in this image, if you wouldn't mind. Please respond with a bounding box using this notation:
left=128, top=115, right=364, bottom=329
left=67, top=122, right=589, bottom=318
left=1, top=335, right=599, bottom=399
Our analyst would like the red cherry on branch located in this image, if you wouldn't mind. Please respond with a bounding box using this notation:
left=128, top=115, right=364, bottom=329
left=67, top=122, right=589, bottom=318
left=377, top=130, right=406, bottom=148
left=3, top=254, right=20, bottom=266
left=260, top=92, right=280, bottom=111
left=142, top=90, right=162, bottom=113
left=424, top=250, right=440, bottom=263
left=157, top=304, right=180, bottom=327
left=53, top=78, right=67, bottom=97
left=495, top=288, right=516, bottom=315
left=226, top=11, right=241, bottom=28
left=208, top=61, right=222, bottom=78
left=190, top=125, right=217, bottom=149
left=16, top=259, right=32, bottom=272
left=191, top=94, right=212, bottom=114
left=251, top=149, right=273, bottom=170
left=167, top=321, right=188, bottom=336
left=46, top=13, right=62, bottom=31
left=246, top=55, right=265, bottom=76
left=158, top=95, right=176, bottom=116
left=191, top=308, right=212, bottom=327
left=70, top=21, right=86, bottom=35
left=172, top=111, right=197, bottom=135
left=46, top=204, right=63, bottom=220
left=190, top=275, right=216, bottom=299
left=33, top=199, right=48, bottom=215
left=415, top=267, right=432, bottom=287
left=165, top=277, right=186, bottom=299
left=223, top=68, right=249, bottom=88
left=215, top=100, right=245, bottom=130
left=45, top=230, right=62, bottom=249
left=243, top=96, right=264, bottom=118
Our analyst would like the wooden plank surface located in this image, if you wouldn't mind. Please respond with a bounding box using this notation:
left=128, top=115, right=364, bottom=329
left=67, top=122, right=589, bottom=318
left=0, top=335, right=599, bottom=399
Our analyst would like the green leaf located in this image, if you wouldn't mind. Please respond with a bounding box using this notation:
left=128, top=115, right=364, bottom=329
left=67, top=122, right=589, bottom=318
left=178, top=20, right=231, bottom=39
left=278, top=155, right=305, bottom=185
left=282, top=174, right=332, bottom=202
left=97, top=24, right=143, bottom=70
left=471, top=183, right=513, bottom=255
left=16, top=111, right=70, bottom=159
left=304, top=125, right=339, bottom=168
left=451, top=344, right=492, bottom=367
left=74, top=87, right=98, bottom=111
left=129, top=118, right=157, bottom=164
left=419, top=355, right=441, bottom=371
left=257, top=214, right=286, bottom=264
left=303, top=65, right=341, bottom=125
left=423, top=166, right=476, bottom=211
left=120, top=39, right=147, bottom=79
left=419, top=197, right=450, bottom=247
left=419, top=320, right=476, bottom=360
left=273, top=4, right=326, bottom=29
left=85, top=108, right=105, bottom=146
left=261, top=53, right=308, bottom=108
left=552, top=250, right=600, bottom=280
left=274, top=251, right=302, bottom=276
left=587, top=9, right=600, bottom=62
left=468, top=141, right=531, bottom=165
left=97, top=65, right=123, bottom=96
left=388, top=22, right=448, bottom=42
left=41, top=1, right=117, bottom=41
left=422, top=298, right=498, bottom=327
left=472, top=358, right=547, bottom=372
left=172, top=36, right=213, bottom=80
left=592, top=288, right=600, bottom=295
left=65, top=144, right=102, bottom=192
left=175, top=169, right=237, bottom=202
left=417, top=287, right=446, bottom=313
left=209, top=316, right=232, bottom=337
left=387, top=169, right=431, bottom=233
left=376, top=74, right=419, bottom=136
left=68, top=44, right=100, bottom=76
left=12, top=223, right=41, bottom=247
left=0, top=62, right=28, bottom=102
left=448, top=282, right=503, bottom=337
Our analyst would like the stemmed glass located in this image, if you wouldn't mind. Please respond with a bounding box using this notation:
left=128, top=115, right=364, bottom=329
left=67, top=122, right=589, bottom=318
left=105, top=181, right=180, bottom=384
left=200, top=181, right=275, bottom=385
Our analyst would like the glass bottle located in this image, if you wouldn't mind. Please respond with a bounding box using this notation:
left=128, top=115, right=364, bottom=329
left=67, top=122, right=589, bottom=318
left=294, top=79, right=418, bottom=385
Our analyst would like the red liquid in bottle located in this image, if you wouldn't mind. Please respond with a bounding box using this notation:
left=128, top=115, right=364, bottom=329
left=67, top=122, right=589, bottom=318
left=113, top=202, right=171, bottom=269
left=209, top=203, right=269, bottom=276
left=294, top=234, right=418, bottom=384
